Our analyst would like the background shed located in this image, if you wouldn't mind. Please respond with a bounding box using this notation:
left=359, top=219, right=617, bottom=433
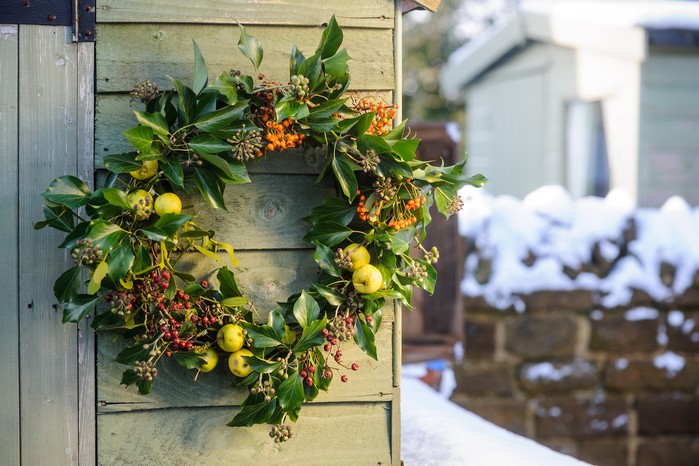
left=441, top=1, right=699, bottom=206
left=0, top=0, right=442, bottom=464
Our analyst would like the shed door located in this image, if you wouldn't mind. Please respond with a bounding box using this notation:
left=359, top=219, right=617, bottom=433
left=0, top=24, right=95, bottom=466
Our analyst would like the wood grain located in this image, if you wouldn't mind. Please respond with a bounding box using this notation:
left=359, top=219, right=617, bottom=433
left=95, top=24, right=394, bottom=93
left=98, top=402, right=394, bottom=465
left=18, top=25, right=79, bottom=465
left=97, top=0, right=394, bottom=28
left=0, top=24, right=20, bottom=466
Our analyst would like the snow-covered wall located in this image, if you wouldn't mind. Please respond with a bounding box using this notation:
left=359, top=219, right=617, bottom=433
left=453, top=185, right=699, bottom=466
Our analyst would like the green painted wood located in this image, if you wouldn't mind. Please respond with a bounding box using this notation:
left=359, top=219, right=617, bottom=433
left=95, top=24, right=394, bottom=93
left=18, top=25, right=80, bottom=465
left=98, top=402, right=394, bottom=465
left=97, top=321, right=394, bottom=411
left=97, top=0, right=394, bottom=28
left=77, top=41, right=97, bottom=466
left=0, top=23, right=20, bottom=466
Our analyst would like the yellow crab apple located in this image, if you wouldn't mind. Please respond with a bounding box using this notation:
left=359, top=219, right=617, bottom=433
left=352, top=264, right=383, bottom=294
left=228, top=348, right=254, bottom=377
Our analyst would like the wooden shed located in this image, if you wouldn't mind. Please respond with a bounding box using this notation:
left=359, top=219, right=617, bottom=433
left=1, top=0, right=441, bottom=464
left=441, top=1, right=699, bottom=206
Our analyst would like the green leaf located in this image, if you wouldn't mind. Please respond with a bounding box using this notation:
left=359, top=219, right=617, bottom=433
left=194, top=167, right=227, bottom=210
left=217, top=267, right=242, bottom=298
left=197, top=151, right=236, bottom=179
left=100, top=188, right=131, bottom=210
left=87, top=260, right=109, bottom=295
left=136, top=379, right=152, bottom=395
left=189, top=134, right=233, bottom=155
left=115, top=343, right=151, bottom=364
left=220, top=296, right=248, bottom=308
left=374, top=249, right=397, bottom=287
left=107, top=240, right=135, bottom=282
left=245, top=356, right=282, bottom=374
left=384, top=228, right=413, bottom=255
left=267, top=309, right=286, bottom=342
left=211, top=72, right=238, bottom=104
left=313, top=243, right=342, bottom=278
left=120, top=369, right=139, bottom=387
left=170, top=77, right=197, bottom=124
left=332, top=155, right=358, bottom=201
left=353, top=319, right=377, bottom=360
left=139, top=226, right=169, bottom=242
left=103, top=152, right=141, bottom=174
left=305, top=196, right=356, bottom=226
left=42, top=176, right=91, bottom=209
left=86, top=220, right=127, bottom=252
left=303, top=221, right=352, bottom=248
left=364, top=289, right=404, bottom=300
left=277, top=372, right=304, bottom=411
left=434, top=186, right=456, bottom=219
left=416, top=259, right=437, bottom=294
left=237, top=23, right=263, bottom=71
left=62, top=294, right=101, bottom=323
left=240, top=322, right=282, bottom=348
left=134, top=111, right=170, bottom=136
left=293, top=290, right=320, bottom=328
left=193, top=244, right=222, bottom=262
left=293, top=318, right=327, bottom=353
left=312, top=284, right=345, bottom=307
left=316, top=16, right=343, bottom=59
left=390, top=138, right=420, bottom=162
left=154, top=213, right=194, bottom=236
left=298, top=54, right=322, bottom=89
left=369, top=308, right=383, bottom=333
left=193, top=101, right=248, bottom=132
left=323, top=48, right=350, bottom=78
left=132, top=245, right=151, bottom=274
left=54, top=266, right=81, bottom=303
left=174, top=351, right=205, bottom=369
left=192, top=40, right=209, bottom=94
left=35, top=204, right=75, bottom=233
left=161, top=156, right=184, bottom=188
left=289, top=43, right=305, bottom=75
left=275, top=99, right=310, bottom=122
left=228, top=398, right=276, bottom=427
left=123, top=126, right=154, bottom=154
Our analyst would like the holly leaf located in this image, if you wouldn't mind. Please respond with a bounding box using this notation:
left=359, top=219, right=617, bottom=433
left=54, top=266, right=81, bottom=303
left=217, top=266, right=242, bottom=298
left=107, top=240, right=135, bottom=283
left=62, top=294, right=102, bottom=323
left=240, top=322, right=282, bottom=348
left=293, top=317, right=327, bottom=353
left=313, top=243, right=342, bottom=278
left=312, top=284, right=344, bottom=307
left=353, top=319, right=377, bottom=360
left=277, top=371, right=304, bottom=411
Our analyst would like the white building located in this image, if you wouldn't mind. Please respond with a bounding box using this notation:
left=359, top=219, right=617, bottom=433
left=441, top=1, right=699, bottom=206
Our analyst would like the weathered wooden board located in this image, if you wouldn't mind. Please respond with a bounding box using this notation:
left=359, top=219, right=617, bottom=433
left=18, top=25, right=79, bottom=466
left=95, top=24, right=394, bottom=93
left=98, top=402, right=394, bottom=465
left=97, top=0, right=394, bottom=28
left=0, top=24, right=19, bottom=466
left=94, top=91, right=392, bottom=162
left=97, top=321, right=394, bottom=411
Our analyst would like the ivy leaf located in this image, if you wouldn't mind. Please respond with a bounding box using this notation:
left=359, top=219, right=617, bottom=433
left=107, top=240, right=135, bottom=283
left=189, top=134, right=233, bottom=154
left=316, top=16, right=343, bottom=59
left=275, top=99, right=310, bottom=122
left=170, top=77, right=197, bottom=124
left=123, top=126, right=154, bottom=154
left=312, top=284, right=345, bottom=306
left=313, top=243, right=342, bottom=278
left=134, top=111, right=169, bottom=137
left=390, top=138, right=420, bottom=162
left=54, top=266, right=81, bottom=303
left=35, top=204, right=75, bottom=233
left=228, top=398, right=276, bottom=427
left=293, top=290, right=320, bottom=328
left=434, top=186, right=456, bottom=219
left=194, top=167, right=227, bottom=210
left=212, top=240, right=238, bottom=266
left=305, top=196, right=356, bottom=226
left=245, top=355, right=282, bottom=374
left=136, top=379, right=152, bottom=395
left=293, top=318, right=327, bottom=354
left=62, top=294, right=101, bottom=323
left=267, top=309, right=286, bottom=342
left=331, top=155, right=358, bottom=201
left=42, top=176, right=91, bottom=209
left=323, top=49, right=350, bottom=78
left=139, top=226, right=169, bottom=242
left=289, top=43, right=305, bottom=75
left=154, top=213, right=194, bottom=236
left=173, top=351, right=205, bottom=369
left=277, top=372, right=304, bottom=411
left=193, top=101, right=248, bottom=132
left=237, top=23, right=263, bottom=71
left=193, top=244, right=222, bottom=262
left=217, top=267, right=242, bottom=298
left=86, top=220, right=127, bottom=252
left=120, top=369, right=139, bottom=387
left=161, top=156, right=184, bottom=188
left=240, top=322, right=282, bottom=348
left=197, top=152, right=238, bottom=181
left=415, top=259, right=437, bottom=294
left=303, top=221, right=352, bottom=248
left=211, top=72, right=238, bottom=104
left=103, top=152, right=141, bottom=174
left=100, top=188, right=131, bottom=210
left=353, top=319, right=377, bottom=360
left=385, top=228, right=413, bottom=255
left=192, top=40, right=208, bottom=94
left=298, top=54, right=322, bottom=90
left=87, top=260, right=109, bottom=295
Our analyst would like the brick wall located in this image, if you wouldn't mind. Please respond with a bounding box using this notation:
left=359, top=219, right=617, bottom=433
left=453, top=290, right=699, bottom=466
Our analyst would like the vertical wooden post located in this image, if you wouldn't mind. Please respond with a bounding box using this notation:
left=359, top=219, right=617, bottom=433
left=0, top=23, right=20, bottom=466
left=18, top=25, right=79, bottom=465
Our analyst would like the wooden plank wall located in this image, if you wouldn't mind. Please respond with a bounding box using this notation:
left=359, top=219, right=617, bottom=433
left=94, top=1, right=400, bottom=464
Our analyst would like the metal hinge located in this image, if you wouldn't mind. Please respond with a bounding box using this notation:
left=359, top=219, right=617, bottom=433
left=0, top=0, right=95, bottom=42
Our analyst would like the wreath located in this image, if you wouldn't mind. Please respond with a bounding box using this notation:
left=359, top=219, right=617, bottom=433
left=36, top=17, right=485, bottom=441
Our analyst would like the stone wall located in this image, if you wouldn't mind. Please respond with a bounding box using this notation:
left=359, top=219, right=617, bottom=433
left=452, top=290, right=699, bottom=466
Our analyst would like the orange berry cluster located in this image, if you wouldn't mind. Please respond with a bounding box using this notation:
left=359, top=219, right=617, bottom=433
left=254, top=91, right=304, bottom=152
left=353, top=98, right=398, bottom=136
left=356, top=194, right=378, bottom=223
left=406, top=196, right=427, bottom=211
left=388, top=216, right=417, bottom=231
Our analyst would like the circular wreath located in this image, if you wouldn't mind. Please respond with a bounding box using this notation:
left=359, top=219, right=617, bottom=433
left=37, top=17, right=484, bottom=441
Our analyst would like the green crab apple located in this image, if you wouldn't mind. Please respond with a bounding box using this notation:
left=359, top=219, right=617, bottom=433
left=352, top=263, right=383, bottom=294
left=228, top=348, right=254, bottom=377
left=216, top=324, right=245, bottom=352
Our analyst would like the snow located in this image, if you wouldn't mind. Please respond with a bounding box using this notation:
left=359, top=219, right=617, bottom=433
left=653, top=351, right=685, bottom=377
left=668, top=310, right=685, bottom=327
left=624, top=307, right=659, bottom=321
left=401, top=367, right=591, bottom=466
left=459, top=185, right=699, bottom=311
